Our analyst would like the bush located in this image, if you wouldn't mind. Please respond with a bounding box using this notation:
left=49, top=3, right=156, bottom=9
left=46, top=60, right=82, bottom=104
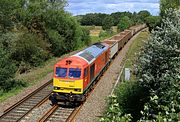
left=11, top=32, right=50, bottom=68
left=115, top=81, right=148, bottom=121
left=81, top=27, right=91, bottom=46
left=100, top=95, right=132, bottom=122
left=99, top=30, right=113, bottom=38
left=0, top=44, right=26, bottom=91
left=19, top=2, right=88, bottom=57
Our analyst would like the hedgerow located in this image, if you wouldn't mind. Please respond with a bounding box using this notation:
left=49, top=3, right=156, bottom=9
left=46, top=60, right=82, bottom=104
left=138, top=9, right=180, bottom=121
left=101, top=9, right=179, bottom=122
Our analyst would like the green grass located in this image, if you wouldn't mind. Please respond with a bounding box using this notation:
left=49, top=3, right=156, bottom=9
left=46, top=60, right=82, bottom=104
left=0, top=57, right=59, bottom=102
left=120, top=29, right=150, bottom=81
left=0, top=87, right=25, bottom=102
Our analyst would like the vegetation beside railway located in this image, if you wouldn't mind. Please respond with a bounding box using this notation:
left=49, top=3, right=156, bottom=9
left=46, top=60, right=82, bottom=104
left=100, top=29, right=150, bottom=122
left=101, top=1, right=180, bottom=121
left=0, top=0, right=90, bottom=100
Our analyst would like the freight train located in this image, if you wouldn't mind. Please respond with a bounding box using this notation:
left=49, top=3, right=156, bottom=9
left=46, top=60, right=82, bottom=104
left=49, top=24, right=146, bottom=105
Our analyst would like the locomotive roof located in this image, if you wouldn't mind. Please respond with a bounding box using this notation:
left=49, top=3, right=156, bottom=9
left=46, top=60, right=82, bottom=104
left=73, top=43, right=109, bottom=64
left=55, top=56, right=88, bottom=68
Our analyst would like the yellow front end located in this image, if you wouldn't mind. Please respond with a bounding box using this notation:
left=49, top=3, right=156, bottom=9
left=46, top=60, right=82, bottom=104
left=53, top=77, right=83, bottom=94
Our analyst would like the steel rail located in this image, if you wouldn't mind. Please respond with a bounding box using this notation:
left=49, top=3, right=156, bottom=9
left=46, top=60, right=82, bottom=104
left=0, top=80, right=53, bottom=122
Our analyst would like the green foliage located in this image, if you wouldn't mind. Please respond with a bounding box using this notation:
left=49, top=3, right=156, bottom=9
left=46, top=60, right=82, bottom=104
left=80, top=13, right=107, bottom=26
left=99, top=30, right=113, bottom=38
left=137, top=9, right=180, bottom=121
left=81, top=27, right=91, bottom=46
left=102, top=16, right=114, bottom=30
left=12, top=32, right=50, bottom=67
left=160, top=0, right=180, bottom=17
left=100, top=95, right=132, bottom=122
left=137, top=10, right=151, bottom=22
left=117, top=16, right=133, bottom=31
left=0, top=44, right=26, bottom=92
left=111, top=12, right=133, bottom=26
left=115, top=81, right=148, bottom=121
left=43, top=10, right=84, bottom=56
left=145, top=16, right=161, bottom=32
left=79, top=11, right=147, bottom=27
left=0, top=31, right=50, bottom=73
left=0, top=0, right=21, bottom=32
left=17, top=1, right=88, bottom=57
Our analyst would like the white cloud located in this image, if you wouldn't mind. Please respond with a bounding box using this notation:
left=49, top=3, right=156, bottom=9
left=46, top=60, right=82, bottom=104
left=65, top=0, right=160, bottom=15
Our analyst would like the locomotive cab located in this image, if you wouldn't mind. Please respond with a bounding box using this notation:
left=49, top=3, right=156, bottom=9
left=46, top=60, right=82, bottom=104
left=50, top=56, right=88, bottom=104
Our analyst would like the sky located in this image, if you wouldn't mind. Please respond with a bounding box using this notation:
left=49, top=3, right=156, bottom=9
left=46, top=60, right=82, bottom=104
left=65, top=0, right=160, bottom=16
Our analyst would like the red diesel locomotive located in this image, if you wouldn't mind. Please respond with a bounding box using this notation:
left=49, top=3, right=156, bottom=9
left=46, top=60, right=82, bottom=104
left=49, top=43, right=110, bottom=104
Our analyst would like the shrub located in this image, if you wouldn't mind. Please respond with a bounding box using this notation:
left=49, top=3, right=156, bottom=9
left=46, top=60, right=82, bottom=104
left=99, top=30, right=113, bottom=38
left=0, top=44, right=26, bottom=91
left=11, top=32, right=50, bottom=69
left=115, top=81, right=148, bottom=121
left=100, top=95, right=132, bottom=122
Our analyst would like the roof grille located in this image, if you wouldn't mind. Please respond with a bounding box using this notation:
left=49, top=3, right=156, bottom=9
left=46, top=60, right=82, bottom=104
left=94, top=43, right=105, bottom=49
left=79, top=51, right=94, bottom=62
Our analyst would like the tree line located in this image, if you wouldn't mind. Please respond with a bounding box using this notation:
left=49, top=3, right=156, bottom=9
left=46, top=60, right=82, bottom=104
left=77, top=10, right=160, bottom=32
left=0, top=0, right=90, bottom=92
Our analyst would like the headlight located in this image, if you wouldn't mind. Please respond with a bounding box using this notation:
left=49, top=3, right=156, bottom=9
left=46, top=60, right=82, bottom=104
left=74, top=89, right=81, bottom=92
left=54, top=86, right=60, bottom=90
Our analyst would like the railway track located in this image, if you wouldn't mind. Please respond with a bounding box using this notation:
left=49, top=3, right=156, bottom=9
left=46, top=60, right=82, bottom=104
left=0, top=61, right=107, bottom=122
left=38, top=104, right=80, bottom=122
left=0, top=81, right=53, bottom=122
left=38, top=65, right=107, bottom=122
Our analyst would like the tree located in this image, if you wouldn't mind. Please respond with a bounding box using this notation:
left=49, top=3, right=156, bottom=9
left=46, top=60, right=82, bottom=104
left=80, top=13, right=107, bottom=26
left=110, top=12, right=122, bottom=25
left=102, top=16, right=114, bottom=30
left=0, top=0, right=21, bottom=32
left=117, top=16, right=133, bottom=31
left=138, top=10, right=151, bottom=22
left=145, top=16, right=161, bottom=32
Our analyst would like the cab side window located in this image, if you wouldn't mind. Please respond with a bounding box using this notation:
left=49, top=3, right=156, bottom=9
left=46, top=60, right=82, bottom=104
left=84, top=67, right=88, bottom=77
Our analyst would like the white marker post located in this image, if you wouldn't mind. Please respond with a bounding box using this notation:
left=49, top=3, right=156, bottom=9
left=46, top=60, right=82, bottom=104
left=125, top=68, right=130, bottom=81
